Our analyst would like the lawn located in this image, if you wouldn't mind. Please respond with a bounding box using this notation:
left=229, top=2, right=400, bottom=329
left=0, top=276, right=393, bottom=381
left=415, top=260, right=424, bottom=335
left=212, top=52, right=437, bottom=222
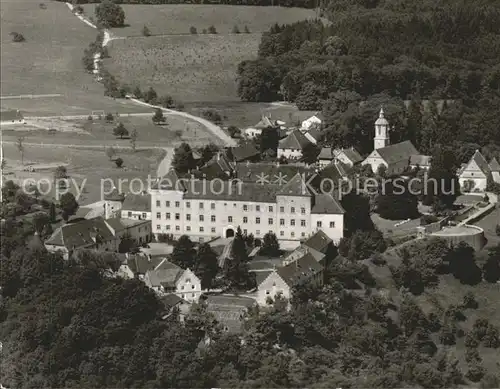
left=1, top=113, right=222, bottom=148
left=2, top=143, right=165, bottom=206
left=83, top=4, right=319, bottom=37
left=0, top=0, right=148, bottom=116
left=105, top=34, right=259, bottom=103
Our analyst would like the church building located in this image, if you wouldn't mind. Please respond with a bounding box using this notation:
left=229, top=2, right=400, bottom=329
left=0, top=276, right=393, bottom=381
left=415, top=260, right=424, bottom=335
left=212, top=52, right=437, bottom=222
left=362, top=108, right=429, bottom=175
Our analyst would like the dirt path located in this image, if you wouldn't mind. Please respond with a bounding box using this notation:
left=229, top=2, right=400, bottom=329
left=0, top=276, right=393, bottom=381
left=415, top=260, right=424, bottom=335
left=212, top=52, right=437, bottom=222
left=64, top=2, right=236, bottom=148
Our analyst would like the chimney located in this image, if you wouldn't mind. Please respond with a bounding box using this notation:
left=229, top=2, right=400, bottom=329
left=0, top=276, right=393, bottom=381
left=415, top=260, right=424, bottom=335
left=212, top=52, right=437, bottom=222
left=217, top=153, right=220, bottom=161
left=277, top=161, right=280, bottom=167
left=246, top=160, right=250, bottom=167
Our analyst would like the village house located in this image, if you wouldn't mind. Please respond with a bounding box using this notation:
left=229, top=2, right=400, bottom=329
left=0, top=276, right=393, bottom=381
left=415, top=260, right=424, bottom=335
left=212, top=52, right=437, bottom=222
left=256, top=252, right=323, bottom=306
left=150, top=169, right=345, bottom=245
left=44, top=216, right=152, bottom=259
left=244, top=116, right=282, bottom=139
left=120, top=192, right=151, bottom=220
left=160, top=294, right=190, bottom=321
left=409, top=155, right=432, bottom=170
left=362, top=108, right=429, bottom=175
left=0, top=110, right=25, bottom=126
left=103, top=188, right=125, bottom=219
left=303, top=127, right=323, bottom=145
left=332, top=147, right=363, bottom=168
left=277, top=129, right=313, bottom=160
left=143, top=258, right=202, bottom=302
left=226, top=143, right=260, bottom=163
left=301, top=112, right=323, bottom=131
left=459, top=150, right=500, bottom=192
left=283, top=229, right=334, bottom=267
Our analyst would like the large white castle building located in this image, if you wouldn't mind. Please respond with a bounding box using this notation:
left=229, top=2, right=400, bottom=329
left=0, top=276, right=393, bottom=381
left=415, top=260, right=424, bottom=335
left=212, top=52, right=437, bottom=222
left=149, top=169, right=345, bottom=245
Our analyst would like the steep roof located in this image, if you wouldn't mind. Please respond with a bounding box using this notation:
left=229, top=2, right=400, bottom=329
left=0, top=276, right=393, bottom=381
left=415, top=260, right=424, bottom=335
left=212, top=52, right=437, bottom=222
left=469, top=150, right=491, bottom=176
left=0, top=110, right=23, bottom=122
left=197, top=152, right=234, bottom=179
left=316, top=160, right=351, bottom=182
left=161, top=293, right=186, bottom=308
left=206, top=295, right=256, bottom=308
left=104, top=217, right=149, bottom=233
left=277, top=173, right=312, bottom=197
left=489, top=157, right=500, bottom=172
left=318, top=147, right=334, bottom=160
left=146, top=260, right=183, bottom=288
left=302, top=229, right=333, bottom=253
left=338, top=147, right=363, bottom=164
left=376, top=140, right=419, bottom=166
left=306, top=127, right=323, bottom=142
left=122, top=193, right=151, bottom=212
left=151, top=169, right=186, bottom=191
left=311, top=193, right=345, bottom=214
left=278, top=130, right=311, bottom=150
left=253, top=116, right=277, bottom=129
left=375, top=108, right=389, bottom=126
left=275, top=253, right=323, bottom=287
left=229, top=143, right=260, bottom=162
left=45, top=217, right=114, bottom=250
left=127, top=254, right=164, bottom=275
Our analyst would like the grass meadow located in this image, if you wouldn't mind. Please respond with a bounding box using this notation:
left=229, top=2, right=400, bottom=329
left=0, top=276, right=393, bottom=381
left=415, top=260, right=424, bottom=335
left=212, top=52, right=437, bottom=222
left=2, top=143, right=165, bottom=205
left=105, top=34, right=259, bottom=103
left=0, top=0, right=149, bottom=116
left=83, top=4, right=319, bottom=36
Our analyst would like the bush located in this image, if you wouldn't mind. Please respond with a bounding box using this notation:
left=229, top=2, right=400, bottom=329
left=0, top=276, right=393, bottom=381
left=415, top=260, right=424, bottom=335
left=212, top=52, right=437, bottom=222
left=370, top=254, right=387, bottom=266
left=466, top=361, right=486, bottom=382
left=208, top=25, right=217, bottom=34
left=189, top=26, right=197, bottom=34
left=115, top=157, right=124, bottom=168
left=142, top=25, right=151, bottom=37
left=10, top=32, right=25, bottom=42
left=95, top=0, right=125, bottom=28
left=105, top=113, right=114, bottom=122
left=244, top=25, right=250, bottom=33
left=232, top=25, right=240, bottom=34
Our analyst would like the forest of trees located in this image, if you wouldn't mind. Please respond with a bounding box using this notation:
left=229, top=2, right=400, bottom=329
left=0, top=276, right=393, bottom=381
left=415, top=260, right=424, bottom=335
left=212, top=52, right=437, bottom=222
left=237, top=0, right=500, bottom=156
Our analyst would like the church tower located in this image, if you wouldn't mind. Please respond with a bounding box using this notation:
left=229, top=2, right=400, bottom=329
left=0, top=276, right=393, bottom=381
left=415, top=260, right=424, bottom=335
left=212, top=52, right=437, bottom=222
left=374, top=107, right=389, bottom=150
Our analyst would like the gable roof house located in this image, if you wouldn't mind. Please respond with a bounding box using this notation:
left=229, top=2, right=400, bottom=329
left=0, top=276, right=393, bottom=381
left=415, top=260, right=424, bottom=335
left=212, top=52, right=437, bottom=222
left=303, top=127, right=323, bottom=145
left=301, top=112, right=324, bottom=131
left=205, top=295, right=256, bottom=333
left=459, top=150, right=500, bottom=192
left=195, top=152, right=235, bottom=180
left=277, top=130, right=313, bottom=160
left=44, top=217, right=117, bottom=259
left=256, top=252, right=324, bottom=306
left=121, top=192, right=151, bottom=220
left=144, top=258, right=202, bottom=302
left=244, top=116, right=281, bottom=139
left=333, top=147, right=363, bottom=167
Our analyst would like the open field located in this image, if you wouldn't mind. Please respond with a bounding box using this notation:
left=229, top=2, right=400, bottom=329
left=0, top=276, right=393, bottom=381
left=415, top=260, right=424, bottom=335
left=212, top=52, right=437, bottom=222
left=105, top=34, right=259, bottom=103
left=475, top=206, right=500, bottom=248
left=2, top=143, right=165, bottom=206
left=83, top=4, right=320, bottom=36
left=0, top=0, right=148, bottom=116
left=1, top=113, right=221, bottom=147
left=184, top=101, right=317, bottom=127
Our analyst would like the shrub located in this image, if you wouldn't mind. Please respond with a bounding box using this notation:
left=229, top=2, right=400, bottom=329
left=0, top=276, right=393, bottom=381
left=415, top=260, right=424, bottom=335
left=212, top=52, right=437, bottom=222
left=208, top=25, right=217, bottom=34
left=87, top=115, right=93, bottom=121
left=142, top=25, right=151, bottom=37
left=115, top=157, right=124, bottom=168
left=466, top=361, right=485, bottom=382
left=105, top=113, right=114, bottom=122
left=189, top=26, right=197, bottom=34
left=370, top=254, right=387, bottom=266
left=244, top=25, right=250, bottom=33
left=10, top=32, right=25, bottom=42
left=232, top=25, right=240, bottom=34
left=462, top=291, right=479, bottom=309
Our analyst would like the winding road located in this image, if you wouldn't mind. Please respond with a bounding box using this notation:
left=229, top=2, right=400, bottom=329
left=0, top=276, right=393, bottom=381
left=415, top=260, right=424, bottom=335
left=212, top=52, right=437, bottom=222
left=64, top=2, right=236, bottom=148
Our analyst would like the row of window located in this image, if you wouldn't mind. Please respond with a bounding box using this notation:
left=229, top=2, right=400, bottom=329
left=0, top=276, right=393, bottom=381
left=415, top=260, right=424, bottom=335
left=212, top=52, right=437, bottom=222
left=154, top=224, right=315, bottom=238
left=155, top=200, right=309, bottom=214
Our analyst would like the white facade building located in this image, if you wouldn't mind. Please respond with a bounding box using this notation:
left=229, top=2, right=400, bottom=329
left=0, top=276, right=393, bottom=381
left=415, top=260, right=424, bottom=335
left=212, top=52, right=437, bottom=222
left=149, top=170, right=345, bottom=245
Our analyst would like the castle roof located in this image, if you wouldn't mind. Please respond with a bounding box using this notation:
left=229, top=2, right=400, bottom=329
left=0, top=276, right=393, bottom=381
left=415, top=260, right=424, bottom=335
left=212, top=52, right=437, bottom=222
left=375, top=107, right=389, bottom=126
left=375, top=141, right=419, bottom=166
left=45, top=217, right=114, bottom=250
left=122, top=193, right=151, bottom=212
left=277, top=173, right=311, bottom=197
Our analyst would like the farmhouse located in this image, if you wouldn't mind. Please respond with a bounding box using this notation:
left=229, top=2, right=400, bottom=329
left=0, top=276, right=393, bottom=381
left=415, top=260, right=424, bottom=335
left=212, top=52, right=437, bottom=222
left=143, top=258, right=202, bottom=302
left=458, top=150, right=500, bottom=191
left=362, top=108, right=428, bottom=175
left=256, top=252, right=323, bottom=306
left=150, top=170, right=345, bottom=245
left=301, top=112, right=323, bottom=131
left=332, top=147, right=363, bottom=168
left=0, top=110, right=25, bottom=125
left=227, top=142, right=260, bottom=163
left=44, top=216, right=152, bottom=259
left=277, top=129, right=312, bottom=160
